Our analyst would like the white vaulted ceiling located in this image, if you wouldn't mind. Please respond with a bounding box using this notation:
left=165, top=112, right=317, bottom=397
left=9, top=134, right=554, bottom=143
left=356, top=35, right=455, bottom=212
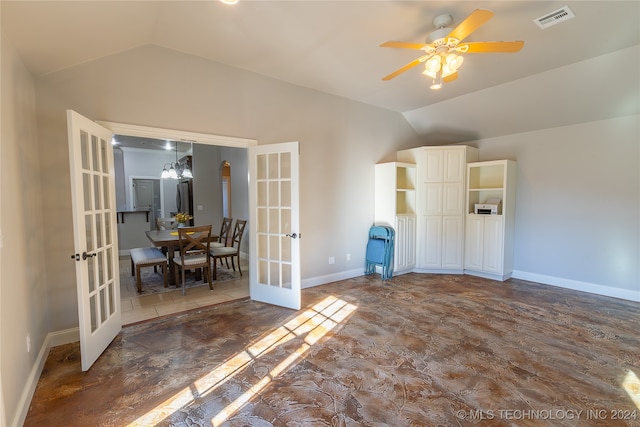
left=2, top=1, right=639, bottom=142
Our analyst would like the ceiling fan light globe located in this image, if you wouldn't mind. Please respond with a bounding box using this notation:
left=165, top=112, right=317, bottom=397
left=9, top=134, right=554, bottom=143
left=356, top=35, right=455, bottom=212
left=422, top=69, right=437, bottom=79
left=425, top=56, right=441, bottom=73
left=441, top=65, right=455, bottom=78
left=445, top=53, right=463, bottom=69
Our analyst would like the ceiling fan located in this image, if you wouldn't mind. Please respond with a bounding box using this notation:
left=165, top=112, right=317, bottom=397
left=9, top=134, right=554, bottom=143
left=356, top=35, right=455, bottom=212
left=380, top=9, right=524, bottom=89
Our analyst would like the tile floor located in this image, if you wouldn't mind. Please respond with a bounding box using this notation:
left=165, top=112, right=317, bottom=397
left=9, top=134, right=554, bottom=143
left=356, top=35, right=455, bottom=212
left=119, top=256, right=249, bottom=325
left=26, top=273, right=640, bottom=426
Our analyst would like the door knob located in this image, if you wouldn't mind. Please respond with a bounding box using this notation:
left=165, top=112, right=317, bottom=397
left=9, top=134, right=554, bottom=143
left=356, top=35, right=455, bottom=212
left=286, top=233, right=299, bottom=239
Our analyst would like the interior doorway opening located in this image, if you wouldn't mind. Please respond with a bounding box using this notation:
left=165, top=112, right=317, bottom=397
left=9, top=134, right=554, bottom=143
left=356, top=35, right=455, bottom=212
left=221, top=161, right=231, bottom=218
left=100, top=121, right=257, bottom=324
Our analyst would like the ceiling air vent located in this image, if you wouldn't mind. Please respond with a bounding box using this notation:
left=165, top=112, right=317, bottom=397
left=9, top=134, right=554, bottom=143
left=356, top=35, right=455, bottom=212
left=534, top=6, right=575, bottom=29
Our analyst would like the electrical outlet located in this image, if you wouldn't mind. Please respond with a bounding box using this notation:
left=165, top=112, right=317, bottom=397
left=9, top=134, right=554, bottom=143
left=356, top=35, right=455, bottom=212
left=26, top=334, right=31, bottom=353
left=328, top=256, right=335, bottom=265
left=346, top=253, right=351, bottom=261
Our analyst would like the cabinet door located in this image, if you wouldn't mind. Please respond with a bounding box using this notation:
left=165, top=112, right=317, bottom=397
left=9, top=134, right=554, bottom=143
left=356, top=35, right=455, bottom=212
left=405, top=215, right=416, bottom=267
left=394, top=216, right=408, bottom=270
left=482, top=216, right=504, bottom=273
left=443, top=148, right=466, bottom=182
left=423, top=150, right=443, bottom=182
left=394, top=215, right=416, bottom=272
left=442, top=216, right=464, bottom=269
left=424, top=183, right=443, bottom=215
left=465, top=216, right=484, bottom=270
left=442, top=183, right=464, bottom=215
left=421, top=215, right=442, bottom=269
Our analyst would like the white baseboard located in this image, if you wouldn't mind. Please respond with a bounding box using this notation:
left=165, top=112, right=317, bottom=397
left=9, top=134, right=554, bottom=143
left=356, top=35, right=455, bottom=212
left=302, top=267, right=639, bottom=303
left=302, top=268, right=364, bottom=289
left=512, top=270, right=640, bottom=302
left=12, top=328, right=79, bottom=427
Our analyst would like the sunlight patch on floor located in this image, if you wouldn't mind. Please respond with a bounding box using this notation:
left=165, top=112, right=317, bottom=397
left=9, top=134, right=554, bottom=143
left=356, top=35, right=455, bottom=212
left=623, top=370, right=640, bottom=410
left=126, top=295, right=357, bottom=426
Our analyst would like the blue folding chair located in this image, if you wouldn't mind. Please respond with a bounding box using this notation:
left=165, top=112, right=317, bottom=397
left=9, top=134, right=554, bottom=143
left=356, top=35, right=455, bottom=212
left=365, top=225, right=395, bottom=280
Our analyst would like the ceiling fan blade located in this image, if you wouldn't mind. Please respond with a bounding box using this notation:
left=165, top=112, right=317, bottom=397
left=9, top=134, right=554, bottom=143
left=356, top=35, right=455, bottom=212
left=443, top=72, right=458, bottom=83
left=460, top=41, right=524, bottom=53
left=380, top=41, right=429, bottom=50
left=447, top=9, right=494, bottom=43
left=382, top=58, right=424, bottom=81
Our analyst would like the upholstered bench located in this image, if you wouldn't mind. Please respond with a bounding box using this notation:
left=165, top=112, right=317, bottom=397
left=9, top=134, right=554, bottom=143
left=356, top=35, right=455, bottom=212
left=130, top=247, right=168, bottom=293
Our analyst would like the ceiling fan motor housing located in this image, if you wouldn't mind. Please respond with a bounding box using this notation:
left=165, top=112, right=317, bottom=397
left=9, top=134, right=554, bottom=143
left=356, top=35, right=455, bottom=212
left=433, top=14, right=453, bottom=28
left=426, top=27, right=454, bottom=45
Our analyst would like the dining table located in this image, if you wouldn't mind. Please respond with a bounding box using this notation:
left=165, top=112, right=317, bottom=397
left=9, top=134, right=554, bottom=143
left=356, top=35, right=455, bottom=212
left=145, top=229, right=219, bottom=286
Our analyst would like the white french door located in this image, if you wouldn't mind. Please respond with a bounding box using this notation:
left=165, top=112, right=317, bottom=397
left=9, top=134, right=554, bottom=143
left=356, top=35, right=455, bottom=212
left=249, top=141, right=301, bottom=310
left=67, top=110, right=121, bottom=371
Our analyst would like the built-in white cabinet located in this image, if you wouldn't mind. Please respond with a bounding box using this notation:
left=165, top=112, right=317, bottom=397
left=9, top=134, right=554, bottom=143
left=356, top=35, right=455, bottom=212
left=397, top=146, right=478, bottom=273
left=464, top=160, right=517, bottom=280
left=394, top=214, right=416, bottom=273
left=374, top=162, right=417, bottom=274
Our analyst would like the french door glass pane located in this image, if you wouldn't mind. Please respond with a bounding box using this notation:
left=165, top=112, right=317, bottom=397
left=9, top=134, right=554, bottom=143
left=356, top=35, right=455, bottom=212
left=100, top=288, right=107, bottom=323
left=108, top=282, right=115, bottom=316
left=94, top=175, right=101, bottom=210
left=281, top=181, right=291, bottom=207
left=90, top=295, right=97, bottom=333
left=268, top=181, right=279, bottom=206
left=282, top=263, right=292, bottom=289
left=268, top=208, right=279, bottom=233
left=258, top=260, right=268, bottom=284
left=95, top=214, right=102, bottom=248
left=106, top=247, right=113, bottom=281
left=257, top=182, right=267, bottom=206
left=104, top=213, right=111, bottom=245
left=281, top=236, right=291, bottom=262
left=280, top=152, right=291, bottom=179
left=103, top=176, right=110, bottom=209
left=88, top=255, right=96, bottom=293
left=97, top=251, right=104, bottom=288
left=269, top=235, right=280, bottom=259
left=81, top=131, right=89, bottom=170
left=257, top=154, right=267, bottom=180
left=83, top=174, right=91, bottom=211
left=282, top=209, right=291, bottom=234
left=100, top=138, right=108, bottom=173
left=258, top=234, right=267, bottom=258
left=269, top=261, right=280, bottom=286
left=91, top=135, right=99, bottom=171
left=85, top=214, right=93, bottom=252
left=268, top=153, right=278, bottom=179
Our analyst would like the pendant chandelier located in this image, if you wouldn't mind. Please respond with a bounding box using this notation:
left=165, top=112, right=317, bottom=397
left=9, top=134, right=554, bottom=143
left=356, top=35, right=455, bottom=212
left=161, top=142, right=192, bottom=179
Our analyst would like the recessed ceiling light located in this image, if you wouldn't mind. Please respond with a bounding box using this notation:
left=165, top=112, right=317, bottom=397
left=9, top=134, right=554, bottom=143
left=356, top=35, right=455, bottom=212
left=220, top=0, right=238, bottom=5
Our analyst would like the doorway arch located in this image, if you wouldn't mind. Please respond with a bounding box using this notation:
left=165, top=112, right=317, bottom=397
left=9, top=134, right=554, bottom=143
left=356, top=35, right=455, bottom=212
left=221, top=161, right=232, bottom=218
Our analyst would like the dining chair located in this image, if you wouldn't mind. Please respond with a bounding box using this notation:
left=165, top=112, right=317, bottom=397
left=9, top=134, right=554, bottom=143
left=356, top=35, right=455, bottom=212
left=211, top=219, right=247, bottom=280
left=173, top=225, right=213, bottom=295
left=210, top=217, right=233, bottom=249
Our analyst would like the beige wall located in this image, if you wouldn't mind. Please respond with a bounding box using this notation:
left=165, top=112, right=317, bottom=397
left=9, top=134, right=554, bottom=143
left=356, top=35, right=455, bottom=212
left=1, top=33, right=49, bottom=427
left=33, top=44, right=420, bottom=334
left=473, top=115, right=639, bottom=296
